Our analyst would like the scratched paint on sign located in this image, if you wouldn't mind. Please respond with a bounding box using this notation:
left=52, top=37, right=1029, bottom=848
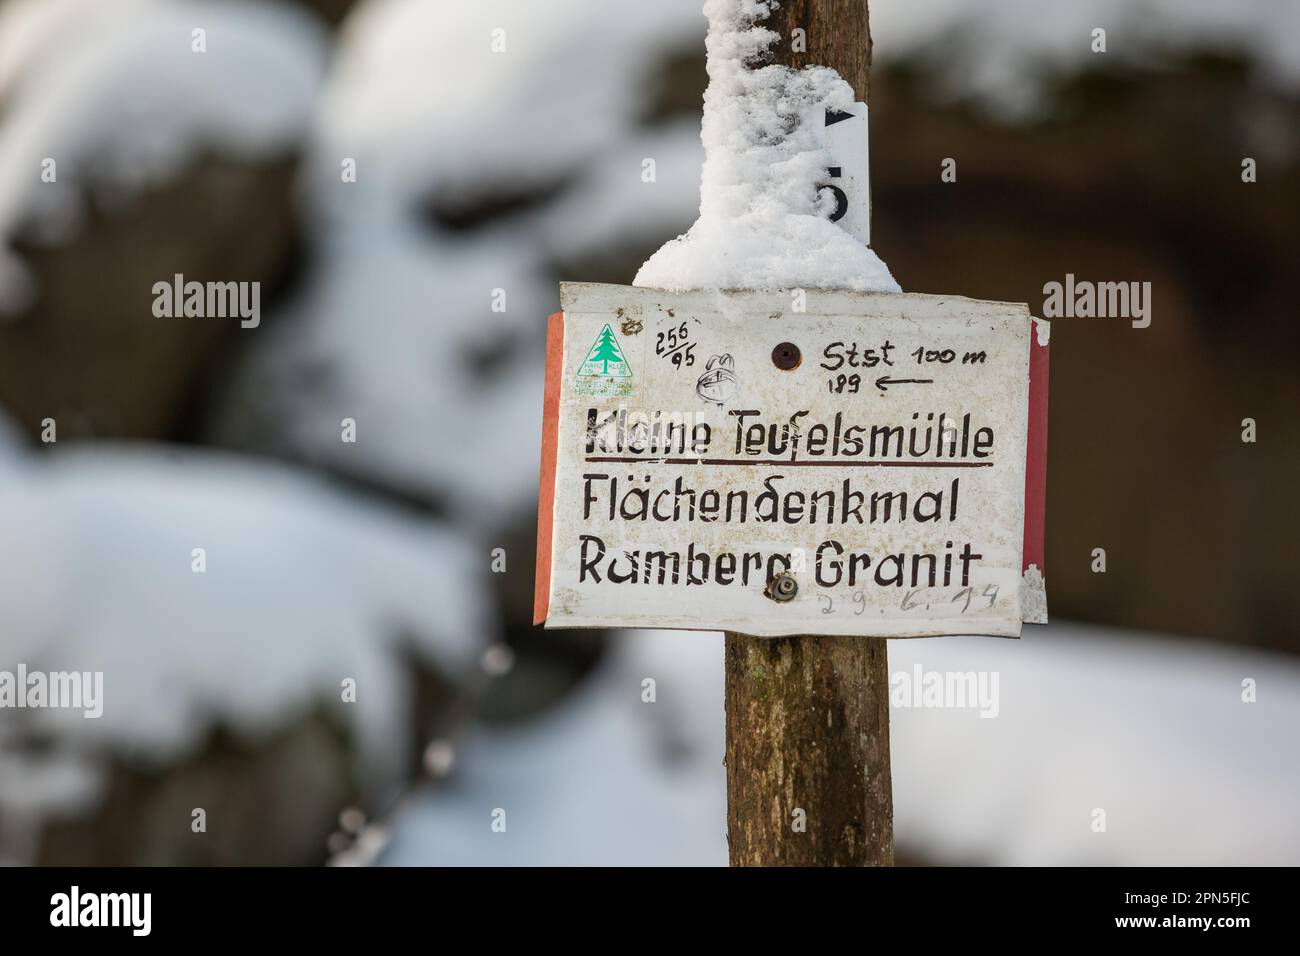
left=536, top=283, right=1048, bottom=638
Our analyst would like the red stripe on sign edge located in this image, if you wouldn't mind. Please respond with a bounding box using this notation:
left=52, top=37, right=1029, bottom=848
left=533, top=311, right=565, bottom=625
left=1023, top=320, right=1050, bottom=576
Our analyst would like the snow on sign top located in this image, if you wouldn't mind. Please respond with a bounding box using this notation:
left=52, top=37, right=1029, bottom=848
left=633, top=0, right=897, bottom=294
left=536, top=283, right=1050, bottom=639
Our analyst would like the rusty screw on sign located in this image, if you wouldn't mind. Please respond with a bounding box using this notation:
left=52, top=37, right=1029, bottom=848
left=771, top=341, right=801, bottom=370
left=764, top=570, right=798, bottom=602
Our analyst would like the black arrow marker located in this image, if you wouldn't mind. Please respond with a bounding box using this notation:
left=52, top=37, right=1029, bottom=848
left=874, top=376, right=934, bottom=392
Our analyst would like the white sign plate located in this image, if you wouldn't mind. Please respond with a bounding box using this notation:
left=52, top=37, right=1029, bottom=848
left=536, top=284, right=1050, bottom=638
left=817, top=102, right=871, bottom=247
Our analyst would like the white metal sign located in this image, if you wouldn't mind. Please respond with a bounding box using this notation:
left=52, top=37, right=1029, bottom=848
left=536, top=283, right=1050, bottom=638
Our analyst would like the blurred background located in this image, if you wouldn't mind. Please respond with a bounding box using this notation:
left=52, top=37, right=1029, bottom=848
left=0, top=0, right=1297, bottom=866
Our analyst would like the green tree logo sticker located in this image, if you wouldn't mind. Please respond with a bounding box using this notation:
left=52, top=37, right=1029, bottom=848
left=578, top=324, right=631, bottom=380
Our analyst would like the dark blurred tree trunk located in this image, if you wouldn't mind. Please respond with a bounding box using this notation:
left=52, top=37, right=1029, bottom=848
left=297, top=0, right=359, bottom=28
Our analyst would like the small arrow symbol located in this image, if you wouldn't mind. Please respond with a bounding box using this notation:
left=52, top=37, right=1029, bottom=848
left=875, top=376, right=934, bottom=392
left=825, top=108, right=856, bottom=127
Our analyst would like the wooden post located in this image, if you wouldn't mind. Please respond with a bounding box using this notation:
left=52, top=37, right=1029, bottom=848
left=724, top=0, right=894, bottom=868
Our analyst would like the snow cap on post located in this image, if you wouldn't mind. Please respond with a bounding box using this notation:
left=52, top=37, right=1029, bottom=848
left=634, top=0, right=899, bottom=293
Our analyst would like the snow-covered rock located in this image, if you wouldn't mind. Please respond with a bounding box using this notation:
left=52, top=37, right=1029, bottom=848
left=0, top=427, right=492, bottom=857
left=308, top=0, right=703, bottom=217
left=209, top=218, right=551, bottom=517
left=379, top=629, right=727, bottom=866
left=0, top=0, right=328, bottom=314
left=211, top=0, right=707, bottom=515
left=380, top=622, right=1300, bottom=866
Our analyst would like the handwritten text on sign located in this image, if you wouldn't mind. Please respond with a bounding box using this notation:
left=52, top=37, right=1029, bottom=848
left=535, top=284, right=1049, bottom=638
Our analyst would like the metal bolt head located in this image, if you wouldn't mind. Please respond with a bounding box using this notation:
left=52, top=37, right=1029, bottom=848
left=772, top=342, right=802, bottom=370
left=765, top=571, right=798, bottom=602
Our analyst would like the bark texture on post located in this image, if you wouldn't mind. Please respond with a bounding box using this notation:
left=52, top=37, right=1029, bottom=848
left=725, top=634, right=892, bottom=865
left=724, top=0, right=894, bottom=867
left=767, top=0, right=874, bottom=98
